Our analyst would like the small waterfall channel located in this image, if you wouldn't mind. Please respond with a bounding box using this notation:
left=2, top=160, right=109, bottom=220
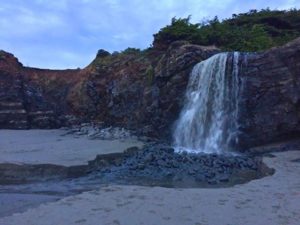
left=173, top=52, right=241, bottom=154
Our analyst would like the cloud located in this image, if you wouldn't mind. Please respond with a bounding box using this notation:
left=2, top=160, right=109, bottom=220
left=0, top=2, right=68, bottom=38
left=277, top=0, right=299, bottom=9
left=0, top=0, right=299, bottom=69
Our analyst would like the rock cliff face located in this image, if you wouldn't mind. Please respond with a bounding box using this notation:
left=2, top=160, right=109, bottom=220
left=0, top=51, right=28, bottom=129
left=0, top=43, right=219, bottom=134
left=1, top=37, right=300, bottom=149
left=238, top=37, right=300, bottom=148
left=0, top=50, right=86, bottom=129
left=78, top=42, right=219, bottom=138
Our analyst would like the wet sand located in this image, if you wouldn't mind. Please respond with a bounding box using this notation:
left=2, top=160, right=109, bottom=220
left=0, top=150, right=299, bottom=225
left=0, top=129, right=143, bottom=166
left=0, top=193, right=60, bottom=218
left=0, top=129, right=144, bottom=218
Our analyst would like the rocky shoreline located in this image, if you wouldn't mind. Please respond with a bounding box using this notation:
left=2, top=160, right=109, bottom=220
left=4, top=126, right=300, bottom=189
left=0, top=143, right=273, bottom=188
left=2, top=150, right=298, bottom=225
left=0, top=129, right=298, bottom=222
left=87, top=144, right=273, bottom=188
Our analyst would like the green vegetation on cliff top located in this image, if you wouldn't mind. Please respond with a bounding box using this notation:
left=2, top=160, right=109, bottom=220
left=153, top=8, right=300, bottom=52
left=92, top=8, right=300, bottom=67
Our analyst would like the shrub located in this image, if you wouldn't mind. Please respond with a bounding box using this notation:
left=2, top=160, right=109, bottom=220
left=152, top=9, right=300, bottom=52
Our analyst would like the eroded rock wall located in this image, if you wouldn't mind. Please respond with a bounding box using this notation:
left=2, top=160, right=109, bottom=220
left=69, top=42, right=220, bottom=138
left=238, top=37, right=300, bottom=148
left=0, top=51, right=85, bottom=128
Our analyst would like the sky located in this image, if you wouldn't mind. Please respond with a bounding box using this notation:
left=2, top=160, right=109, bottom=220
left=0, top=0, right=299, bottom=69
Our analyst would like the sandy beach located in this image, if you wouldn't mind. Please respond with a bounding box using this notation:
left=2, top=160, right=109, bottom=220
left=0, top=129, right=143, bottom=166
left=0, top=129, right=299, bottom=225
left=0, top=129, right=144, bottom=218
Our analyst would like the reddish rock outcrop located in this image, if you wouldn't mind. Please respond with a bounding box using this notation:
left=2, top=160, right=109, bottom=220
left=78, top=42, right=219, bottom=138
left=0, top=50, right=87, bottom=128
left=0, top=51, right=28, bottom=129
left=0, top=43, right=219, bottom=133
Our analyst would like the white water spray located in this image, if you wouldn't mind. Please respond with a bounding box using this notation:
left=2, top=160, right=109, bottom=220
left=173, top=52, right=240, bottom=154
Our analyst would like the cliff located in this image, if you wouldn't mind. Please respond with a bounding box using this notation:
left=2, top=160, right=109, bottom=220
left=1, top=37, right=300, bottom=149
left=0, top=42, right=219, bottom=135
left=239, top=37, right=300, bottom=148
left=0, top=50, right=87, bottom=128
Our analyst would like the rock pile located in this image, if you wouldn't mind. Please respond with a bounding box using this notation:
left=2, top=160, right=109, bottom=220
left=63, top=124, right=136, bottom=141
left=89, top=145, right=271, bottom=187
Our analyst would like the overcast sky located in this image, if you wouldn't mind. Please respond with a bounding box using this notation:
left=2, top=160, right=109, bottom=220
left=0, top=0, right=299, bottom=69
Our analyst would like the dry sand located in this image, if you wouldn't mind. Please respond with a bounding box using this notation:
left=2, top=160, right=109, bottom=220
left=0, top=129, right=143, bottom=166
left=0, top=150, right=299, bottom=225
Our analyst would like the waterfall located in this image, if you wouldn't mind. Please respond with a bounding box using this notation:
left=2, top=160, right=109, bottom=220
left=173, top=52, right=240, bottom=154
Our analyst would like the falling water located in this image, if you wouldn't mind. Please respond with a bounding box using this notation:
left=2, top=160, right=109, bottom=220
left=173, top=52, right=240, bottom=154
